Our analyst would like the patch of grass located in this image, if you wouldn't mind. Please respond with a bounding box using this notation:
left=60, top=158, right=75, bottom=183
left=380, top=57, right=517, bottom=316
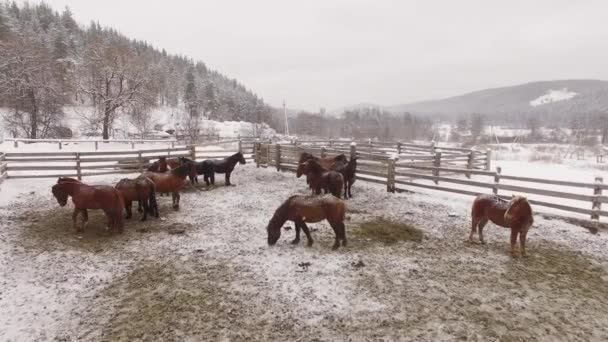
left=353, top=217, right=423, bottom=245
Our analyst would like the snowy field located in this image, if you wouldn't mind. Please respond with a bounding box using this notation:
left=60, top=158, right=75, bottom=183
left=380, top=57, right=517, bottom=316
left=0, top=164, right=607, bottom=340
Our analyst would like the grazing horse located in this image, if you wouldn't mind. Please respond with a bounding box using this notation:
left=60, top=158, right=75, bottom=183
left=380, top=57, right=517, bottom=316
left=147, top=156, right=168, bottom=172
left=51, top=180, right=124, bottom=233
left=115, top=176, right=158, bottom=221
left=334, top=156, right=358, bottom=199
left=266, top=194, right=347, bottom=249
left=301, top=159, right=344, bottom=198
left=142, top=163, right=193, bottom=210
left=469, top=194, right=534, bottom=257
left=199, top=152, right=246, bottom=186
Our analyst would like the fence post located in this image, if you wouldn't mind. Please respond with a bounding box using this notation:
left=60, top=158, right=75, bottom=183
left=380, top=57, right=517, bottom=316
left=329, top=139, right=334, bottom=147
left=171, top=141, right=175, bottom=148
left=466, top=149, right=474, bottom=179
left=321, top=146, right=327, bottom=158
left=350, top=142, right=357, bottom=159
left=95, top=141, right=99, bottom=151
left=131, top=141, right=135, bottom=149
left=58, top=141, right=62, bottom=150
left=76, top=152, right=82, bottom=180
left=275, top=144, right=281, bottom=171
left=493, top=166, right=501, bottom=195
left=430, top=141, right=436, bottom=155
left=190, top=145, right=196, bottom=161
left=397, top=142, right=402, bottom=155
left=368, top=138, right=373, bottom=148
left=138, top=151, right=143, bottom=173
left=387, top=154, right=398, bottom=193
left=238, top=139, right=242, bottom=153
left=591, top=176, right=603, bottom=221
left=433, top=152, right=441, bottom=185
left=485, top=148, right=492, bottom=171
left=14, top=140, right=18, bottom=148
left=255, top=139, right=261, bottom=168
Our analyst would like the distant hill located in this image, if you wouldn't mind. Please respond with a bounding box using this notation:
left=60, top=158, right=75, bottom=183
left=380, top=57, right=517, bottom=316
left=386, top=80, right=608, bottom=116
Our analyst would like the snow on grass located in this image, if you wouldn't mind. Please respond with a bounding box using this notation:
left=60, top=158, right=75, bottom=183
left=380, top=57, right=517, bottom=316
left=530, top=88, right=577, bottom=106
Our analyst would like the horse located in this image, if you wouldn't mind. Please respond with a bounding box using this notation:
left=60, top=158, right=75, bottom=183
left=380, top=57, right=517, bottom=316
left=301, top=159, right=344, bottom=198
left=469, top=194, right=534, bottom=257
left=167, top=157, right=198, bottom=185
left=333, top=156, right=358, bottom=199
left=296, top=152, right=347, bottom=189
left=51, top=180, right=124, bottom=233
left=142, top=163, right=193, bottom=210
left=198, top=152, right=246, bottom=186
left=147, top=156, right=168, bottom=172
left=266, top=194, right=347, bottom=249
left=115, top=176, right=158, bottom=221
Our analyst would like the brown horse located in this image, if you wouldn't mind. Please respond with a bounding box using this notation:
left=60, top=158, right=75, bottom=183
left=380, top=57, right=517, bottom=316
left=301, top=159, right=344, bottom=198
left=469, top=194, right=534, bottom=257
left=333, top=156, right=358, bottom=199
left=267, top=194, right=346, bottom=249
left=142, top=163, right=193, bottom=210
left=51, top=180, right=124, bottom=233
left=115, top=176, right=158, bottom=221
left=167, top=157, right=198, bottom=185
left=295, top=152, right=347, bottom=179
left=147, top=156, right=168, bottom=172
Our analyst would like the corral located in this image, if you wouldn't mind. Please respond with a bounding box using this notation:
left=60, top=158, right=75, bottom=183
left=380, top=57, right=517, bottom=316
left=0, top=139, right=607, bottom=340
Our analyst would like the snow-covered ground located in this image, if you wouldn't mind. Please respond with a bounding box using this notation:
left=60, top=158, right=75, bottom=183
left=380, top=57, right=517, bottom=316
left=0, top=165, right=607, bottom=340
left=529, top=88, right=577, bottom=106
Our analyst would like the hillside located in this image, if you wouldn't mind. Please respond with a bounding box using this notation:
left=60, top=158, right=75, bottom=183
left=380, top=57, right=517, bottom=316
left=0, top=2, right=276, bottom=140
left=386, top=80, right=608, bottom=116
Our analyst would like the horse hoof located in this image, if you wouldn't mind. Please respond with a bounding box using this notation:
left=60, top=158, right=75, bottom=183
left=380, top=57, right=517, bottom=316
left=307, top=241, right=314, bottom=247
left=291, top=239, right=300, bottom=245
left=332, top=244, right=339, bottom=250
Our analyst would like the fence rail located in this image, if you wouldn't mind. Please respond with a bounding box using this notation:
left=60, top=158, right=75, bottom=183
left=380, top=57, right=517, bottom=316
left=253, top=140, right=605, bottom=224
left=5, top=137, right=179, bottom=150
left=1, top=139, right=255, bottom=180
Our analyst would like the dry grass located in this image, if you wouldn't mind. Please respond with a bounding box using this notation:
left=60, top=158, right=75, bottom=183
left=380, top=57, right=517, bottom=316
left=353, top=217, right=423, bottom=245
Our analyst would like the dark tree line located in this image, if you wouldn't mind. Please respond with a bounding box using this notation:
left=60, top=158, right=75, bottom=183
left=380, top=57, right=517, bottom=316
left=0, top=2, right=275, bottom=139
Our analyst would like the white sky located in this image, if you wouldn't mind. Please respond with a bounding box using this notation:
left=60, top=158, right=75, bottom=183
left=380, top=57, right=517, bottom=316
left=30, top=0, right=608, bottom=111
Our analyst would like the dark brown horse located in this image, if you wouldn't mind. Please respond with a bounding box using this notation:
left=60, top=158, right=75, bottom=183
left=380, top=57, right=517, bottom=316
left=469, top=194, right=534, bottom=257
left=147, top=156, right=168, bottom=172
left=51, top=179, right=124, bottom=232
left=333, top=156, right=358, bottom=199
left=198, top=152, right=246, bottom=186
left=267, top=194, right=346, bottom=249
left=115, top=176, right=158, bottom=221
left=301, top=159, right=344, bottom=198
left=142, top=163, right=193, bottom=210
left=296, top=152, right=347, bottom=178
left=167, top=157, right=198, bottom=185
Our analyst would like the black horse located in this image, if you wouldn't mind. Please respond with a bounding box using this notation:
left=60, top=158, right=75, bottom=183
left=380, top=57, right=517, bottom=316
left=196, top=152, right=246, bottom=186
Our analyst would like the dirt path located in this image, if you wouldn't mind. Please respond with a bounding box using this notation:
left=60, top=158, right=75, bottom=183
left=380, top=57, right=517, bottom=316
left=0, top=165, right=607, bottom=341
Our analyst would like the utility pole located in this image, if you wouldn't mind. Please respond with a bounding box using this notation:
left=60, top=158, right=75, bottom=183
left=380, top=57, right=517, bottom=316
left=283, top=99, right=289, bottom=136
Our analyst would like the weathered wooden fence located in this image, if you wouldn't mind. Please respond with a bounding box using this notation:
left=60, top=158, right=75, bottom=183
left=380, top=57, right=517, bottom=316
left=254, top=141, right=607, bottom=223
left=6, top=138, right=178, bottom=150
left=1, top=140, right=252, bottom=180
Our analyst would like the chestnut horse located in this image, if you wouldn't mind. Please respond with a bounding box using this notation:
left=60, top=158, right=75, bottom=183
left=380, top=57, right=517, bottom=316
left=167, top=157, right=198, bottom=185
left=296, top=152, right=347, bottom=178
left=197, top=152, right=246, bottom=186
left=115, top=176, right=158, bottom=221
left=469, top=194, right=534, bottom=257
left=147, top=156, right=168, bottom=172
left=301, top=159, right=344, bottom=198
left=266, top=194, right=346, bottom=249
left=142, top=163, right=193, bottom=210
left=333, top=156, right=358, bottom=199
left=51, top=180, right=124, bottom=233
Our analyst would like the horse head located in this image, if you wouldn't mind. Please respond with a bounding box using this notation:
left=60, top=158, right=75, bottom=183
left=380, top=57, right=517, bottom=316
left=296, top=153, right=313, bottom=178
left=235, top=152, right=246, bottom=165
left=51, top=184, right=69, bottom=207
left=504, top=195, right=531, bottom=224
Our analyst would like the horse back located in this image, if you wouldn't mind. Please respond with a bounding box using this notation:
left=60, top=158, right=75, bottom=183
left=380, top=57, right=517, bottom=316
left=472, top=195, right=510, bottom=227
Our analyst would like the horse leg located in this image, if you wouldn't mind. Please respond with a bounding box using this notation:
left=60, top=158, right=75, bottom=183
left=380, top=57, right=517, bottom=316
left=469, top=215, right=480, bottom=242
left=125, top=201, right=132, bottom=219
left=328, top=221, right=341, bottom=250
left=211, top=173, right=215, bottom=185
left=172, top=192, right=179, bottom=210
left=291, top=221, right=301, bottom=244
left=519, top=229, right=528, bottom=257
left=343, top=181, right=349, bottom=199
left=478, top=219, right=488, bottom=244
left=510, top=229, right=519, bottom=257
left=141, top=199, right=149, bottom=222
left=348, top=180, right=353, bottom=198
left=225, top=172, right=231, bottom=186
left=300, top=222, right=313, bottom=247
left=331, top=220, right=347, bottom=247
left=81, top=209, right=89, bottom=232
left=72, top=209, right=81, bottom=232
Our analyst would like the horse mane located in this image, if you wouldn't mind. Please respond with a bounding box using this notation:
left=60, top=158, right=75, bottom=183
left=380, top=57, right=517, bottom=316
left=303, top=159, right=324, bottom=175
left=170, top=163, right=192, bottom=178
left=268, top=197, right=292, bottom=231
left=504, top=196, right=532, bottom=223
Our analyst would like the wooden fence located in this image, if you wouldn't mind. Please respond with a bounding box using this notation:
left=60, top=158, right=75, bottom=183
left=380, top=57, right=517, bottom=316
left=6, top=138, right=178, bottom=150
left=1, top=140, right=253, bottom=180
left=254, top=141, right=607, bottom=224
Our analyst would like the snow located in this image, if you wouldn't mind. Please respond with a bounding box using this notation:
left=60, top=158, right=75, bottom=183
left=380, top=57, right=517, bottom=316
left=0, top=165, right=607, bottom=340
left=530, top=88, right=577, bottom=106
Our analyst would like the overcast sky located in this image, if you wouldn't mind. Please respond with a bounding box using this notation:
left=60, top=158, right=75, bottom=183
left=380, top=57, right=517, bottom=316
left=30, top=0, right=608, bottom=111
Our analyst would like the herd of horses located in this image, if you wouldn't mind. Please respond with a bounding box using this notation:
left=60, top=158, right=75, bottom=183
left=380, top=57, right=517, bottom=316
left=50, top=149, right=534, bottom=257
